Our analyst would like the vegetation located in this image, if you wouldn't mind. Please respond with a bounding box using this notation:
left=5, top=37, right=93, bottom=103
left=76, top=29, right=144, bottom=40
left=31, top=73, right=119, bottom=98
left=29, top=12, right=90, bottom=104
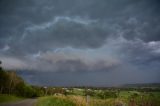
left=0, top=69, right=41, bottom=98
left=36, top=96, right=75, bottom=106
left=0, top=61, right=43, bottom=98
left=0, top=94, right=23, bottom=104
left=0, top=60, right=160, bottom=106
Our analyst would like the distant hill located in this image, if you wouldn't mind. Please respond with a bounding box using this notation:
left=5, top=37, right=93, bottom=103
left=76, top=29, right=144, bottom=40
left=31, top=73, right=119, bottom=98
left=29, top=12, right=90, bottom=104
left=121, top=83, right=160, bottom=88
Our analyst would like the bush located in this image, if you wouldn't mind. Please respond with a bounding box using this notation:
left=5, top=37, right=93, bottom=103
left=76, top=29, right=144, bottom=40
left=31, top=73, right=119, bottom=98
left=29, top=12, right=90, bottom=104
left=84, top=89, right=95, bottom=96
left=15, top=82, right=37, bottom=97
left=97, top=91, right=117, bottom=99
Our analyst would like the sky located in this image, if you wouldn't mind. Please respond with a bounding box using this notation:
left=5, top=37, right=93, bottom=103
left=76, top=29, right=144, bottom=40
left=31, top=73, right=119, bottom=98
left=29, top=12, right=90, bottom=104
left=0, top=0, right=160, bottom=86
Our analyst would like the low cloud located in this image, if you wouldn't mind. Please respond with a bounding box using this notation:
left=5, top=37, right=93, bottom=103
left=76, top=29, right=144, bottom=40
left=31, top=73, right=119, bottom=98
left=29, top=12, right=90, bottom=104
left=0, top=0, right=160, bottom=86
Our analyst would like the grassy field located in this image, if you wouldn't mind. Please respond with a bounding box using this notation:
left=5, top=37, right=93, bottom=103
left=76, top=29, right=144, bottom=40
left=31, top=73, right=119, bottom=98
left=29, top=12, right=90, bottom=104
left=36, top=96, right=76, bottom=106
left=1, top=88, right=159, bottom=106
left=0, top=94, right=24, bottom=104
left=36, top=95, right=126, bottom=106
left=36, top=90, right=160, bottom=106
left=72, top=88, right=84, bottom=96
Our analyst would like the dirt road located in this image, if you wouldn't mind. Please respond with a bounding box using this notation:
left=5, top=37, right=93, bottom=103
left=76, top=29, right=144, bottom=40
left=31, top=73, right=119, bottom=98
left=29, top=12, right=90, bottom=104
left=0, top=99, right=37, bottom=106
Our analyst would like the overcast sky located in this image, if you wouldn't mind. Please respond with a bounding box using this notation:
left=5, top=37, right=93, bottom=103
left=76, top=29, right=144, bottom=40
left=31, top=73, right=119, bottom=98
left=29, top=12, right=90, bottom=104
left=0, top=0, right=160, bottom=86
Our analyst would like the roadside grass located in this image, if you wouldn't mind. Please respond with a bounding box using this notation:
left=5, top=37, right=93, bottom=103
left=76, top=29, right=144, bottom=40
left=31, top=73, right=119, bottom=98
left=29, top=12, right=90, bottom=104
left=36, top=96, right=76, bottom=106
left=0, top=94, right=24, bottom=104
left=36, top=95, right=126, bottom=106
left=65, top=95, right=126, bottom=106
left=36, top=91, right=160, bottom=106
left=119, top=91, right=160, bottom=106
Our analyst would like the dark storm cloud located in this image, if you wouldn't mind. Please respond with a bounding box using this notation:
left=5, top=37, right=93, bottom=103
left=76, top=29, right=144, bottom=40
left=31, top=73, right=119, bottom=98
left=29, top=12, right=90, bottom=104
left=17, top=65, right=160, bottom=86
left=0, top=0, right=160, bottom=86
left=110, top=37, right=160, bottom=69
left=0, top=0, right=160, bottom=50
left=21, top=17, right=107, bottom=51
left=54, top=59, right=120, bottom=72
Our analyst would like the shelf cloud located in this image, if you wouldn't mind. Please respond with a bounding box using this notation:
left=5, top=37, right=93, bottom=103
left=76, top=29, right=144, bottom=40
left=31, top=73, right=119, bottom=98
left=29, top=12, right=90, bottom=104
left=0, top=0, right=160, bottom=86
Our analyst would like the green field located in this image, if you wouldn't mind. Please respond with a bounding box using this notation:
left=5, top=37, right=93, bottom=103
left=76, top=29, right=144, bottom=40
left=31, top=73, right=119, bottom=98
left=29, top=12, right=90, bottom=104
left=0, top=89, right=160, bottom=106
left=36, top=96, right=76, bottom=106
left=35, top=90, right=160, bottom=106
left=0, top=94, right=24, bottom=104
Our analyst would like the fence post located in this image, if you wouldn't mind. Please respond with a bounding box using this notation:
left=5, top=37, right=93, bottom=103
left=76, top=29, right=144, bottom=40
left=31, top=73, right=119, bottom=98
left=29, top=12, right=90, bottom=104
left=86, top=95, right=90, bottom=106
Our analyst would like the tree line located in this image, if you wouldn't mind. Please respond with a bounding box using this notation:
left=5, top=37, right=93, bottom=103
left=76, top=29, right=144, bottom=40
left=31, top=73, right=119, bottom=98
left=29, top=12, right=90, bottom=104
left=0, top=61, right=42, bottom=97
left=0, top=60, right=69, bottom=98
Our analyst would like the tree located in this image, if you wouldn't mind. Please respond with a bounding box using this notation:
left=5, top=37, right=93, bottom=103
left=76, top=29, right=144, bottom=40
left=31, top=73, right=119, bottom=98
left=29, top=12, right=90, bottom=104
left=0, top=60, right=2, bottom=70
left=84, top=89, right=95, bottom=96
left=0, top=62, right=43, bottom=97
left=15, top=82, right=37, bottom=97
left=7, top=71, right=24, bottom=95
left=0, top=69, right=9, bottom=93
left=97, top=91, right=117, bottom=99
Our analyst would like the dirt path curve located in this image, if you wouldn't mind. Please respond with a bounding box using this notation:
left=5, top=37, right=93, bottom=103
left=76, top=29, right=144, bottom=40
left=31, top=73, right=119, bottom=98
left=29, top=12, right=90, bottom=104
left=0, top=99, right=37, bottom=106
